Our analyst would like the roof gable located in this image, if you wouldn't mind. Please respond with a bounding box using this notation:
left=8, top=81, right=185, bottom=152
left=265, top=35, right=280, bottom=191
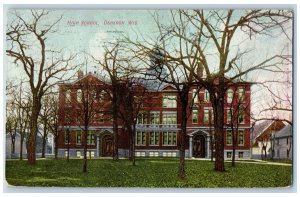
left=160, top=84, right=177, bottom=91
left=254, top=120, right=286, bottom=141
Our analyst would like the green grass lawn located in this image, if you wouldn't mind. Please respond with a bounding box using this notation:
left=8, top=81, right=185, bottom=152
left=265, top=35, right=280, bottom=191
left=5, top=158, right=292, bottom=188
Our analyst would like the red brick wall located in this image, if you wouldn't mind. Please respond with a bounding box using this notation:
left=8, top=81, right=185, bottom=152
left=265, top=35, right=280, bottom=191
left=58, top=75, right=251, bottom=152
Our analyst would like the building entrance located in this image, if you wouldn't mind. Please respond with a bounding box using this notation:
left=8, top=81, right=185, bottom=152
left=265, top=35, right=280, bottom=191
left=102, top=135, right=114, bottom=157
left=193, top=135, right=205, bottom=158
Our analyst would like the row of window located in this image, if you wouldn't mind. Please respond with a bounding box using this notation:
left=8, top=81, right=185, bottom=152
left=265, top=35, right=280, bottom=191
left=136, top=131, right=177, bottom=146
left=65, top=89, right=107, bottom=104
left=192, top=88, right=245, bottom=103
left=137, top=112, right=177, bottom=125
left=137, top=108, right=245, bottom=125
left=65, top=88, right=246, bottom=107
left=64, top=130, right=95, bottom=145
left=64, top=130, right=177, bottom=146
left=226, top=151, right=244, bottom=158
left=135, top=151, right=177, bottom=157
left=226, top=130, right=244, bottom=145
left=64, top=150, right=95, bottom=158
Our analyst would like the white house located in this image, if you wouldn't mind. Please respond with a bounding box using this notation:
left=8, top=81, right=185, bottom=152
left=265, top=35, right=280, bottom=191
left=6, top=132, right=27, bottom=159
left=251, top=120, right=286, bottom=159
left=273, top=124, right=292, bottom=160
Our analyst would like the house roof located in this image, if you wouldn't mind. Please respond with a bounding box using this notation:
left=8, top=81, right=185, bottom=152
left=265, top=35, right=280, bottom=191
left=252, top=120, right=273, bottom=139
left=274, top=124, right=292, bottom=139
left=58, top=72, right=110, bottom=86
left=252, top=120, right=286, bottom=145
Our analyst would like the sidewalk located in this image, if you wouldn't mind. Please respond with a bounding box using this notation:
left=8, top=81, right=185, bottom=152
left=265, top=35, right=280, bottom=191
left=188, top=157, right=292, bottom=166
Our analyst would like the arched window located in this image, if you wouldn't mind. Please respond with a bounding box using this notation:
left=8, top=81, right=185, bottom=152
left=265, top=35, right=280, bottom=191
left=77, top=89, right=82, bottom=103
left=227, top=89, right=234, bottom=103
left=65, top=89, right=71, bottom=104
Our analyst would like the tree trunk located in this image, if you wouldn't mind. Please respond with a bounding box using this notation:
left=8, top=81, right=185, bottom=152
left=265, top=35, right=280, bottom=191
left=27, top=97, right=41, bottom=165
left=41, top=123, right=47, bottom=158
left=19, top=133, right=24, bottom=160
left=11, top=131, right=16, bottom=155
left=213, top=95, right=225, bottom=172
left=178, top=89, right=188, bottom=179
left=232, top=129, right=236, bottom=167
left=112, top=90, right=119, bottom=161
left=132, top=126, right=136, bottom=166
left=127, top=127, right=132, bottom=161
left=83, top=128, right=88, bottom=173
left=210, top=135, right=214, bottom=162
left=66, top=129, right=70, bottom=162
left=54, top=135, right=59, bottom=159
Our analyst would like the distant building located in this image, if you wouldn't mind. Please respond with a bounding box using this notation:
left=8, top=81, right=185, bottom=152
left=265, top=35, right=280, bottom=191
left=57, top=73, right=252, bottom=159
left=273, top=124, right=292, bottom=160
left=251, top=120, right=286, bottom=159
left=6, top=132, right=27, bottom=159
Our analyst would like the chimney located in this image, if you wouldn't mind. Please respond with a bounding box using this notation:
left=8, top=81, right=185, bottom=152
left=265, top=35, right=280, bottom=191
left=77, top=70, right=83, bottom=79
left=197, top=62, right=203, bottom=78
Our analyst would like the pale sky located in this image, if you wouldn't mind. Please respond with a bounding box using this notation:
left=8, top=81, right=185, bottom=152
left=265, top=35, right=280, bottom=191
left=5, top=9, right=293, bottom=121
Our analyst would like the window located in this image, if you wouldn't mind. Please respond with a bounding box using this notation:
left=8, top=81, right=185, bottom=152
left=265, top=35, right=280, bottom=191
left=136, top=131, right=146, bottom=145
left=87, top=131, right=95, bottom=145
left=162, top=112, right=177, bottom=125
left=192, top=89, right=198, bottom=102
left=66, top=90, right=71, bottom=104
left=94, top=113, right=104, bottom=123
left=238, top=130, right=244, bottom=145
left=162, top=93, right=177, bottom=108
left=77, top=89, right=82, bottom=103
left=64, top=150, right=68, bottom=158
left=150, top=112, right=160, bottom=124
left=227, top=89, right=234, bottom=103
left=76, top=150, right=81, bottom=158
left=204, top=109, right=213, bottom=124
left=204, top=89, right=210, bottom=102
left=238, top=152, right=244, bottom=158
left=238, top=106, right=245, bottom=124
left=227, top=109, right=232, bottom=123
left=65, top=130, right=70, bottom=144
left=204, top=109, right=209, bottom=124
left=192, top=110, right=198, bottom=124
left=88, top=150, right=95, bottom=158
left=163, top=131, right=177, bottom=145
left=99, top=90, right=106, bottom=101
left=149, top=132, right=159, bottom=146
left=211, top=109, right=214, bottom=123
left=227, top=152, right=232, bottom=158
left=92, top=90, right=97, bottom=101
left=76, top=130, right=82, bottom=144
left=238, top=88, right=245, bottom=102
left=137, top=112, right=147, bottom=125
left=226, top=130, right=232, bottom=145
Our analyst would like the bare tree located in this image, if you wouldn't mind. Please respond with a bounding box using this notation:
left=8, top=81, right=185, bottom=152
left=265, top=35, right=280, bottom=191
left=123, top=9, right=291, bottom=173
left=6, top=81, right=18, bottom=157
left=227, top=86, right=250, bottom=166
left=6, top=80, right=31, bottom=159
left=6, top=10, right=78, bottom=165
left=91, top=44, right=123, bottom=161
left=46, top=92, right=60, bottom=159
left=117, top=77, right=151, bottom=166
left=148, top=46, right=201, bottom=179
left=39, top=95, right=52, bottom=158
left=66, top=69, right=109, bottom=173
left=253, top=68, right=292, bottom=126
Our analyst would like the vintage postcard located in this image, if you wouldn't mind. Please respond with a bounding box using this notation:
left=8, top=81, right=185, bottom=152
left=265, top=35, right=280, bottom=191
left=4, top=7, right=293, bottom=191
